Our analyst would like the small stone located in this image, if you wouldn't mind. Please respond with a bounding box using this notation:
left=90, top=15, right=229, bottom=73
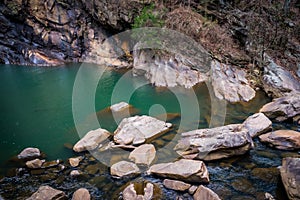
left=18, top=147, right=41, bottom=160
left=122, top=183, right=154, bottom=200
left=110, top=102, right=130, bottom=112
left=163, top=179, right=191, bottom=192
left=70, top=170, right=82, bottom=176
left=26, top=159, right=45, bottom=169
left=69, top=156, right=83, bottom=167
left=188, top=185, right=198, bottom=195
left=129, top=144, right=156, bottom=165
left=265, top=192, right=275, bottom=200
left=110, top=161, right=140, bottom=178
left=193, top=185, right=221, bottom=200
left=73, top=128, right=110, bottom=152
left=72, top=188, right=91, bottom=200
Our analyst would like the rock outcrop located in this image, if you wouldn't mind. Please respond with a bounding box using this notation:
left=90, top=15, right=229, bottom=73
left=175, top=113, right=272, bottom=160
left=210, top=60, right=256, bottom=102
left=193, top=185, right=221, bottom=200
left=129, top=144, right=156, bottom=165
left=262, top=56, right=300, bottom=98
left=259, top=130, right=300, bottom=150
left=26, top=185, right=67, bottom=200
left=73, top=128, right=110, bottom=152
left=18, top=147, right=41, bottom=160
left=260, top=92, right=300, bottom=122
left=148, top=159, right=209, bottom=183
left=114, top=115, right=172, bottom=145
left=110, top=161, right=140, bottom=178
left=280, top=157, right=300, bottom=200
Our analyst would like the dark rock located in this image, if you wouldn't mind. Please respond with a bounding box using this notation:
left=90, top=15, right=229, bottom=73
left=280, top=157, right=300, bottom=200
left=251, top=167, right=279, bottom=183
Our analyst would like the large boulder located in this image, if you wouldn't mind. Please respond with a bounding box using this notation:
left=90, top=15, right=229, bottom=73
left=175, top=124, right=253, bottom=161
left=210, top=60, right=256, bottom=102
left=72, top=188, right=91, bottom=200
left=110, top=161, right=140, bottom=178
left=259, top=130, right=300, bottom=150
left=148, top=159, right=209, bottom=183
left=280, top=157, right=300, bottom=200
left=193, top=185, right=221, bottom=200
left=114, top=115, right=172, bottom=145
left=262, top=56, right=300, bottom=98
left=129, top=144, right=156, bottom=165
left=73, top=128, right=110, bottom=152
left=26, top=185, right=67, bottom=200
left=242, top=113, right=272, bottom=137
left=259, top=92, right=300, bottom=122
left=18, top=147, right=41, bottom=160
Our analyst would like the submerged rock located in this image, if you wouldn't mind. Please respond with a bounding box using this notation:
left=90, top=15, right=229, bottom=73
left=73, top=128, right=110, bottom=152
left=262, top=56, right=300, bottom=98
left=114, top=115, right=172, bottom=145
left=26, top=159, right=45, bottom=169
left=242, top=113, right=272, bottom=137
left=193, top=185, right=221, bottom=200
left=280, top=157, right=300, bottom=200
left=175, top=124, right=253, bottom=161
left=122, top=183, right=154, bottom=200
left=110, top=161, right=140, bottom=178
left=18, top=147, right=41, bottom=160
left=110, top=102, right=130, bottom=113
left=211, top=60, right=256, bottom=102
left=26, top=185, right=67, bottom=200
left=72, top=188, right=91, bottom=200
left=129, top=144, right=156, bottom=165
left=259, top=92, right=300, bottom=122
left=163, top=179, right=191, bottom=192
left=259, top=130, right=300, bottom=150
left=148, top=159, right=209, bottom=183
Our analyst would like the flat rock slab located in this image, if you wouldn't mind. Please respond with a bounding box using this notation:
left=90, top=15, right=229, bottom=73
left=110, top=161, right=140, bottom=178
left=73, top=128, right=110, bottom=152
left=260, top=92, right=300, bottom=122
left=259, top=130, right=300, bottom=150
left=114, top=115, right=172, bottom=145
left=148, top=159, right=209, bottom=183
left=193, top=185, right=221, bottom=200
left=26, top=185, right=67, bottom=200
left=280, top=157, right=300, bottom=200
left=129, top=144, right=156, bottom=165
left=18, top=147, right=41, bottom=160
left=175, top=124, right=253, bottom=161
left=163, top=179, right=191, bottom=192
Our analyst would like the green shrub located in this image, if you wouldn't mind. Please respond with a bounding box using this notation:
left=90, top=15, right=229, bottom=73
left=132, top=3, right=164, bottom=28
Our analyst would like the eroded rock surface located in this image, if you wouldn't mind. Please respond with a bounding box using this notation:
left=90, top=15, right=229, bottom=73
left=114, top=115, right=172, bottom=145
left=260, top=92, right=300, bottom=122
left=211, top=60, right=256, bottom=102
left=26, top=185, right=67, bottom=200
left=259, top=130, right=300, bottom=150
left=73, top=128, right=110, bottom=152
left=280, top=157, right=300, bottom=200
left=148, top=159, right=209, bottom=183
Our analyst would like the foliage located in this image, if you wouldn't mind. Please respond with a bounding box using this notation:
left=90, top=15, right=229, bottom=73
left=132, top=3, right=164, bottom=28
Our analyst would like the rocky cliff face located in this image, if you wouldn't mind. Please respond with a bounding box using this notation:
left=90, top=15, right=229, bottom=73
left=0, top=0, right=149, bottom=65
